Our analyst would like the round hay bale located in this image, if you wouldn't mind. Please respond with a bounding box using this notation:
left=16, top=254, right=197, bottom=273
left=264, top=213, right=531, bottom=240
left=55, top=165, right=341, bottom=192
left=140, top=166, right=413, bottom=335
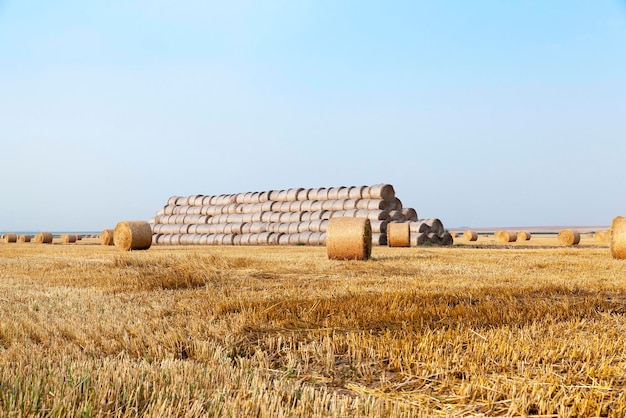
left=296, top=189, right=310, bottom=201
left=331, top=200, right=345, bottom=211
left=388, top=210, right=405, bottom=222
left=309, top=232, right=323, bottom=246
left=286, top=188, right=304, bottom=201
left=4, top=233, right=17, bottom=243
left=268, top=232, right=281, bottom=245
left=356, top=199, right=388, bottom=211
left=330, top=210, right=347, bottom=219
left=288, top=223, right=300, bottom=235
left=441, top=232, right=454, bottom=246
left=370, top=220, right=389, bottom=234
left=261, top=201, right=275, bottom=212
left=320, top=200, right=334, bottom=211
left=371, top=233, right=387, bottom=246
left=299, top=200, right=313, bottom=212
left=250, top=222, right=268, bottom=234
left=427, top=233, right=442, bottom=245
left=310, top=201, right=324, bottom=212
left=401, top=208, right=418, bottom=222
left=307, top=211, right=325, bottom=221
left=387, top=222, right=410, bottom=247
left=313, top=188, right=329, bottom=201
left=363, top=184, right=395, bottom=201
left=298, top=221, right=312, bottom=233
left=327, top=187, right=341, bottom=200
left=61, top=234, right=77, bottom=244
left=278, top=234, right=290, bottom=245
left=348, top=186, right=366, bottom=199
left=289, top=201, right=303, bottom=212
left=326, top=217, right=372, bottom=261
left=463, top=230, right=478, bottom=242
left=495, top=231, right=517, bottom=243
left=34, top=232, right=53, bottom=244
left=517, top=231, right=531, bottom=241
left=424, top=219, right=444, bottom=235
left=101, top=229, right=115, bottom=245
left=276, top=190, right=289, bottom=202
left=167, top=196, right=180, bottom=206
left=410, top=233, right=428, bottom=246
left=114, top=220, right=152, bottom=251
left=558, top=229, right=580, bottom=246
left=610, top=216, right=626, bottom=260
left=18, top=234, right=32, bottom=243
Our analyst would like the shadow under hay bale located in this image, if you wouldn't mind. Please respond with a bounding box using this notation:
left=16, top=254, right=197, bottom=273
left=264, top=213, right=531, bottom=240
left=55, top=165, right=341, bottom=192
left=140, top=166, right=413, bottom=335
left=326, top=217, right=372, bottom=261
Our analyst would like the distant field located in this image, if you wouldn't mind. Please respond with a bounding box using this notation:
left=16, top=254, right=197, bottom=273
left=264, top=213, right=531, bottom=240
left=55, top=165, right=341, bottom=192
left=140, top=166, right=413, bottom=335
left=0, top=238, right=624, bottom=417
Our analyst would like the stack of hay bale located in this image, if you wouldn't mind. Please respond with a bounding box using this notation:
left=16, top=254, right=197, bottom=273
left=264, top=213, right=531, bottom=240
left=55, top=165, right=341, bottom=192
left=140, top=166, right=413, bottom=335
left=150, top=184, right=452, bottom=247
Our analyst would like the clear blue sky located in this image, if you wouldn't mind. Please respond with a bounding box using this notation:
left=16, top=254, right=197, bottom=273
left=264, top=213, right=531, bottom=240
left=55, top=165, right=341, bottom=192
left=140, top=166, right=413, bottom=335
left=1, top=1, right=625, bottom=231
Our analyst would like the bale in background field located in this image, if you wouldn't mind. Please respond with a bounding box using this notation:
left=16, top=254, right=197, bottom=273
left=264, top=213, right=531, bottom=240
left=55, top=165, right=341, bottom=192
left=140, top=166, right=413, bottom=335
left=611, top=217, right=626, bottom=259
left=34, top=232, right=53, bottom=244
left=496, top=231, right=517, bottom=243
left=114, top=220, right=153, bottom=251
left=463, top=230, right=478, bottom=242
left=18, top=234, right=32, bottom=243
left=326, top=217, right=372, bottom=260
left=61, top=234, right=77, bottom=243
left=517, top=231, right=531, bottom=241
left=3, top=233, right=17, bottom=243
left=101, top=229, right=115, bottom=246
left=387, top=222, right=410, bottom=247
left=558, top=229, right=580, bottom=246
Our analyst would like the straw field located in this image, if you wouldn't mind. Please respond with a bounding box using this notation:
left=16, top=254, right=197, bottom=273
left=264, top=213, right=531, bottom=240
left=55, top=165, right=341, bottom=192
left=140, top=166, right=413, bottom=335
left=0, top=236, right=624, bottom=417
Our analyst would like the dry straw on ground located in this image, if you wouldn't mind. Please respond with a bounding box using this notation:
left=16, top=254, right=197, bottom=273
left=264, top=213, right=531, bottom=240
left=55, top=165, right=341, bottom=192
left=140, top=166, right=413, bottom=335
left=3, top=233, right=17, bottom=243
left=101, top=229, right=115, bottom=246
left=463, top=230, right=478, bottom=242
left=34, top=232, right=53, bottom=244
left=114, top=221, right=153, bottom=251
left=387, top=222, right=410, bottom=247
left=326, top=217, right=372, bottom=260
left=611, top=216, right=626, bottom=259
left=558, top=229, right=581, bottom=246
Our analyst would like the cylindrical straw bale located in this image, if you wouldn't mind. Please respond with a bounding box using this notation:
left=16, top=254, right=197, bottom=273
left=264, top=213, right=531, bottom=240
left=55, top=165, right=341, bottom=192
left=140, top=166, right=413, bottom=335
left=286, top=188, right=304, bottom=201
left=370, top=220, right=389, bottom=234
left=278, top=213, right=292, bottom=223
left=298, top=221, right=312, bottom=233
left=517, top=231, right=531, bottom=241
left=336, top=187, right=350, bottom=200
left=320, top=211, right=332, bottom=220
left=495, top=231, right=517, bottom=243
left=356, top=199, right=388, bottom=211
left=268, top=190, right=280, bottom=201
left=189, top=195, right=204, bottom=206
left=251, top=212, right=263, bottom=223
left=18, top=234, right=32, bottom=243
left=176, top=196, right=190, bottom=206
left=278, top=234, right=290, bottom=246
left=326, top=217, right=372, bottom=260
left=233, top=235, right=242, bottom=245
left=388, top=210, right=405, bottom=222
left=372, top=233, right=387, bottom=246
left=424, top=219, right=444, bottom=235
left=255, top=232, right=269, bottom=245
left=309, top=232, right=323, bottom=246
left=276, top=223, right=289, bottom=234
left=308, top=220, right=323, bottom=232
left=238, top=234, right=251, bottom=245
left=610, top=219, right=626, bottom=257
left=101, top=229, right=115, bottom=245
left=558, top=229, right=580, bottom=246
left=427, top=233, right=442, bottom=245
left=61, top=234, right=77, bottom=244
left=388, top=198, right=402, bottom=211
left=276, top=201, right=290, bottom=212
left=289, top=201, right=303, bottom=212
left=4, top=233, right=17, bottom=243
left=307, top=211, right=325, bottom=221
left=409, top=221, right=430, bottom=234
left=327, top=187, right=341, bottom=200
left=249, top=222, right=268, bottom=234
left=268, top=212, right=281, bottom=223
left=360, top=210, right=389, bottom=221
left=296, top=189, right=310, bottom=201
left=167, top=196, right=180, bottom=206
left=341, top=199, right=359, bottom=210
left=222, top=234, right=235, bottom=246
left=348, top=186, right=366, bottom=199
left=463, top=230, right=478, bottom=242
left=321, top=200, right=334, bottom=211
left=410, top=233, right=428, bottom=246
left=332, top=200, right=346, bottom=211
left=250, top=192, right=262, bottom=203
left=261, top=201, right=275, bottom=212
left=312, top=188, right=328, bottom=201
left=288, top=223, right=301, bottom=235
left=401, top=208, right=418, bottom=222
left=268, top=232, right=281, bottom=245
left=276, top=190, right=289, bottom=202
left=259, top=191, right=270, bottom=203
left=342, top=209, right=358, bottom=217
left=310, top=201, right=324, bottom=212
left=34, top=232, right=53, bottom=244
left=330, top=211, right=347, bottom=219
left=441, top=232, right=454, bottom=246
left=594, top=231, right=608, bottom=242
left=387, top=222, right=410, bottom=247
left=362, top=184, right=395, bottom=201
left=259, top=211, right=273, bottom=223
left=114, top=220, right=152, bottom=251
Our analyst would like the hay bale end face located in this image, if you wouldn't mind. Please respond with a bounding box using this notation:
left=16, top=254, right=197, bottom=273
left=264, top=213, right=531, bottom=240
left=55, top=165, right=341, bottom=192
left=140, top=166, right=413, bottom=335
left=326, top=217, right=372, bottom=261
left=611, top=216, right=626, bottom=259
left=558, top=229, right=581, bottom=246
left=495, top=231, right=517, bottom=243
left=101, top=229, right=115, bottom=246
left=387, top=222, right=410, bottom=247
left=34, top=232, right=53, bottom=244
left=517, top=231, right=531, bottom=241
left=18, top=234, right=32, bottom=243
left=61, top=234, right=77, bottom=244
left=114, top=220, right=153, bottom=251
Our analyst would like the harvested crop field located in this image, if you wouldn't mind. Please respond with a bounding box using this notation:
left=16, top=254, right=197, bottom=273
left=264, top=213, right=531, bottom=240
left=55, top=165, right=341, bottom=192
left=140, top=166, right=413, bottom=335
left=1, top=237, right=625, bottom=417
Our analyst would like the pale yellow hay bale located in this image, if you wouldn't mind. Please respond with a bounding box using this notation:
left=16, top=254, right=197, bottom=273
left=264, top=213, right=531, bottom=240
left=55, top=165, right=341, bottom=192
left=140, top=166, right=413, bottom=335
left=18, top=234, right=32, bottom=243
left=114, top=220, right=152, bottom=251
left=356, top=199, right=388, bottom=211
left=354, top=210, right=389, bottom=221
left=278, top=201, right=292, bottom=212
left=307, top=211, right=326, bottom=221
left=101, top=229, right=115, bottom=245
left=298, top=221, right=312, bottom=233
left=321, top=200, right=335, bottom=211
left=370, top=220, right=389, bottom=234
left=310, top=201, right=324, bottom=212
left=409, top=221, right=430, bottom=233
left=337, top=187, right=350, bottom=199
left=558, top=229, right=580, bottom=246
left=4, top=233, right=17, bottom=243
left=61, top=234, right=77, bottom=244
left=268, top=190, right=280, bottom=201
left=342, top=209, right=358, bottom=217
left=259, top=191, right=270, bottom=203
left=269, top=212, right=282, bottom=223
left=517, top=231, right=531, bottom=241
left=251, top=212, right=263, bottom=223
left=496, top=231, right=517, bottom=243
left=311, top=187, right=329, bottom=201
left=463, top=230, right=478, bottom=242
left=34, top=232, right=53, bottom=244
left=288, top=212, right=304, bottom=223
left=278, top=234, right=290, bottom=245
left=387, top=222, right=410, bottom=247
left=410, top=233, right=428, bottom=246
left=327, top=187, right=342, bottom=200
left=300, top=200, right=313, bottom=212
left=277, top=190, right=289, bottom=202
left=268, top=232, right=281, bottom=245
left=332, top=200, right=345, bottom=211
left=424, top=219, right=444, bottom=234
left=326, top=217, right=372, bottom=260
left=167, top=196, right=180, bottom=206
left=260, top=212, right=273, bottom=223
left=251, top=192, right=262, bottom=203
left=249, top=222, right=268, bottom=234
left=296, top=189, right=310, bottom=201
left=286, top=188, right=304, bottom=201
left=261, top=201, right=275, bottom=212
left=290, top=201, right=303, bottom=212
left=309, top=232, right=323, bottom=246
left=611, top=217, right=626, bottom=259
left=348, top=186, right=366, bottom=199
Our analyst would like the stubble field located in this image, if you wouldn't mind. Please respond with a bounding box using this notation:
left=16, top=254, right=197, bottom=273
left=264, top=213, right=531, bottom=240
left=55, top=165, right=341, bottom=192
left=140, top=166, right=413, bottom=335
left=0, top=234, right=625, bottom=417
